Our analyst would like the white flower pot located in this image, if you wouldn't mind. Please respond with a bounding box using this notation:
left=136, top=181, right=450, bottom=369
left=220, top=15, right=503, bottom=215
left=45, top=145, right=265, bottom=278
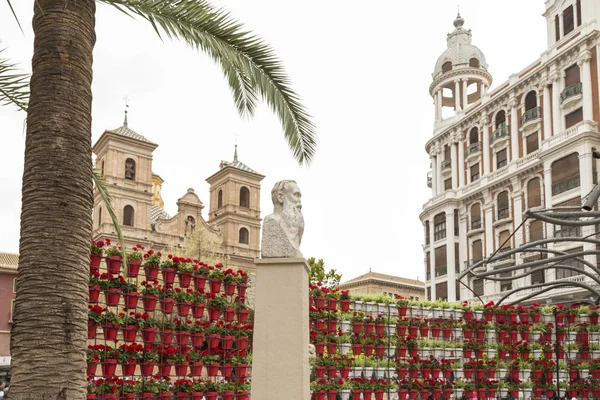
left=442, top=308, right=453, bottom=319
left=498, top=368, right=507, bottom=378
left=455, top=309, right=464, bottom=320
left=377, top=302, right=387, bottom=314
left=487, top=330, right=497, bottom=341
left=375, top=367, right=386, bottom=378
left=455, top=368, right=464, bottom=379
left=434, top=347, right=444, bottom=358
left=500, top=388, right=508, bottom=397
left=340, top=320, right=351, bottom=334
left=386, top=346, right=396, bottom=358
left=365, top=302, right=376, bottom=313
left=531, top=332, right=541, bottom=341
left=542, top=312, right=553, bottom=323
left=410, top=306, right=421, bottom=318
left=340, top=390, right=351, bottom=400
left=421, top=347, right=431, bottom=358
left=456, top=388, right=464, bottom=399
left=364, top=367, right=373, bottom=378
left=521, top=369, right=531, bottom=381
left=569, top=331, right=577, bottom=341
left=591, top=331, right=600, bottom=342
left=354, top=301, right=364, bottom=312
left=522, top=388, right=532, bottom=400
left=386, top=324, right=395, bottom=336
left=487, top=348, right=496, bottom=358
left=432, top=308, right=443, bottom=319
left=580, top=313, right=589, bottom=323
left=340, top=343, right=350, bottom=356
left=532, top=350, right=542, bottom=360
left=474, top=310, right=483, bottom=320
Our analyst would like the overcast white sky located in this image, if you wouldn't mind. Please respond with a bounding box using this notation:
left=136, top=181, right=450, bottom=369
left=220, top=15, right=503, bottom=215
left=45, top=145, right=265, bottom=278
left=0, top=1, right=547, bottom=282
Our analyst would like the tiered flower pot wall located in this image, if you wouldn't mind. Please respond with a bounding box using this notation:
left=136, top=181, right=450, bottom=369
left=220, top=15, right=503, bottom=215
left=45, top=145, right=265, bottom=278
left=309, top=284, right=600, bottom=400
left=87, top=240, right=252, bottom=399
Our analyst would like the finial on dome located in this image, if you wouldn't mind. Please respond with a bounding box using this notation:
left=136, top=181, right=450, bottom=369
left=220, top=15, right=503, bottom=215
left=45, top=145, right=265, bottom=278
left=123, top=95, right=130, bottom=127
left=234, top=144, right=238, bottom=162
left=454, top=10, right=464, bottom=28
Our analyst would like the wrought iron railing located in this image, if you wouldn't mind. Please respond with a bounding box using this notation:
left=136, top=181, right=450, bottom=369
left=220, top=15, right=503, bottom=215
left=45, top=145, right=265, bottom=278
left=441, top=160, right=452, bottom=171
left=521, top=106, right=541, bottom=125
left=492, top=124, right=509, bottom=143
left=435, top=265, right=447, bottom=277
left=497, top=208, right=510, bottom=220
left=427, top=171, right=432, bottom=188
left=464, top=258, right=483, bottom=268
left=471, top=219, right=482, bottom=230
left=554, top=226, right=581, bottom=238
left=552, top=174, right=580, bottom=195
left=467, top=142, right=481, bottom=156
left=560, top=82, right=582, bottom=102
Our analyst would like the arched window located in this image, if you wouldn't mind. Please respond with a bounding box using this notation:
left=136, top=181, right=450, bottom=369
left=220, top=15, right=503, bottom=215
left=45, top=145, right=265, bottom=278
left=527, top=178, right=542, bottom=208
left=442, top=61, right=452, bottom=73
left=469, top=127, right=479, bottom=144
left=552, top=153, right=580, bottom=195
left=123, top=205, right=135, bottom=227
left=470, top=203, right=481, bottom=230
left=125, top=158, right=136, bottom=180
left=469, top=58, right=480, bottom=68
left=98, top=206, right=102, bottom=227
left=499, top=230, right=511, bottom=250
left=239, top=228, right=249, bottom=244
left=525, top=91, right=537, bottom=111
left=495, top=110, right=506, bottom=129
left=497, top=191, right=509, bottom=220
left=240, top=187, right=250, bottom=208
left=434, top=213, right=446, bottom=241
left=217, top=190, right=223, bottom=209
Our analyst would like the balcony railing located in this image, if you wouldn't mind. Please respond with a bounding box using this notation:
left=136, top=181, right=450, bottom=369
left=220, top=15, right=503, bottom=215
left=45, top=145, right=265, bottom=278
left=464, top=258, right=483, bottom=269
left=497, top=208, right=509, bottom=220
left=467, top=142, right=481, bottom=156
left=441, top=160, right=452, bottom=171
left=426, top=272, right=431, bottom=281
left=554, top=226, right=581, bottom=238
left=521, top=106, right=541, bottom=125
left=435, top=265, right=447, bottom=277
left=427, top=171, right=432, bottom=188
left=560, top=82, right=583, bottom=103
left=552, top=174, right=580, bottom=196
left=455, top=263, right=460, bottom=273
left=471, top=219, right=482, bottom=230
left=434, top=230, right=446, bottom=241
left=492, top=124, right=509, bottom=143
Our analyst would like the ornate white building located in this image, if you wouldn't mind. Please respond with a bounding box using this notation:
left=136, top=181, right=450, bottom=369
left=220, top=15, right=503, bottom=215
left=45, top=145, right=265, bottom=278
left=420, top=0, right=600, bottom=303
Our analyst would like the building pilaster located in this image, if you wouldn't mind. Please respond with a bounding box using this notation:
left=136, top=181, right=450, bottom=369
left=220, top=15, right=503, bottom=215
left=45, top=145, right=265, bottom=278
left=481, top=116, right=491, bottom=175
left=446, top=210, right=456, bottom=302
left=579, top=51, right=594, bottom=121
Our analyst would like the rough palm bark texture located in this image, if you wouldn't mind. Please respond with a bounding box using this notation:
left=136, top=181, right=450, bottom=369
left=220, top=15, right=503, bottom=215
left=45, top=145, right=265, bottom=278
left=9, top=1, right=96, bottom=398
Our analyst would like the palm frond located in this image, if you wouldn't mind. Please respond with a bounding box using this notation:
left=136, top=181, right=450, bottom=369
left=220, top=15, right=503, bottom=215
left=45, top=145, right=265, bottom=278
left=93, top=169, right=127, bottom=265
left=5, top=0, right=24, bottom=33
left=0, top=49, right=29, bottom=112
left=98, top=0, right=316, bottom=165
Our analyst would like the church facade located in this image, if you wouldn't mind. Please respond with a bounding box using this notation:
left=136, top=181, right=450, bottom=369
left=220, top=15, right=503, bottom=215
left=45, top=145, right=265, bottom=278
left=92, top=120, right=264, bottom=270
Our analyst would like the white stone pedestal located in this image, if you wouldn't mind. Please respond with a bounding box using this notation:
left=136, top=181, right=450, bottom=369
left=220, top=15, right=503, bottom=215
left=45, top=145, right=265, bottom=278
left=250, top=257, right=310, bottom=400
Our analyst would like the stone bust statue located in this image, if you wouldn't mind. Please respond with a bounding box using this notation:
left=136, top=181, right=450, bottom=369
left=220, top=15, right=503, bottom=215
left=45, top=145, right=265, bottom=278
left=261, top=180, right=304, bottom=258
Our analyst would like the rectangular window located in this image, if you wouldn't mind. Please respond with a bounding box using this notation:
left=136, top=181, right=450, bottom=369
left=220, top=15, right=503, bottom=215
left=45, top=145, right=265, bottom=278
left=454, top=212, right=459, bottom=236
left=444, top=178, right=452, bottom=191
left=425, top=222, right=430, bottom=245
left=455, top=281, right=461, bottom=301
left=473, top=279, right=484, bottom=296
left=563, top=5, right=575, bottom=35
left=435, top=245, right=447, bottom=277
left=530, top=220, right=544, bottom=242
left=556, top=246, right=584, bottom=279
left=434, top=215, right=446, bottom=241
left=531, top=268, right=545, bottom=285
left=472, top=239, right=483, bottom=260
left=455, top=243, right=460, bottom=272
left=555, top=15, right=560, bottom=42
left=496, top=149, right=507, bottom=169
left=471, top=163, right=480, bottom=182
left=565, top=64, right=581, bottom=87
left=565, top=108, right=583, bottom=128
left=526, top=132, right=539, bottom=154
left=576, top=0, right=582, bottom=26
left=498, top=230, right=511, bottom=251
left=426, top=252, right=431, bottom=281
left=426, top=287, right=431, bottom=301
left=435, top=282, right=448, bottom=301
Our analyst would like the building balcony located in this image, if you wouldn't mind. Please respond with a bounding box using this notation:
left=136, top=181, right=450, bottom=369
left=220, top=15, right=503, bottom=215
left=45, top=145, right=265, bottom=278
left=520, top=107, right=541, bottom=126
left=491, top=124, right=509, bottom=147
left=554, top=226, right=581, bottom=238
left=560, top=82, right=582, bottom=105
left=441, top=159, right=452, bottom=171
left=464, top=258, right=484, bottom=269
left=466, top=142, right=481, bottom=157
left=434, top=231, right=446, bottom=241
left=427, top=171, right=432, bottom=188
left=497, top=208, right=510, bottom=220
left=435, top=265, right=447, bottom=277
left=552, top=174, right=580, bottom=196
left=471, top=219, right=482, bottom=230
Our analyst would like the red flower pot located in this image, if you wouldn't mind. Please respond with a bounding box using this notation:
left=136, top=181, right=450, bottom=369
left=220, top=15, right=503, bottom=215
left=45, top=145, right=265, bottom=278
left=375, top=323, right=385, bottom=335
left=89, top=285, right=100, bottom=303
left=175, top=331, right=191, bottom=347
left=519, top=312, right=529, bottom=323
left=556, top=312, right=565, bottom=323
left=143, top=295, right=158, bottom=312
left=162, top=267, right=176, bottom=286
left=464, top=368, right=473, bottom=379
left=160, top=298, right=174, bottom=314
left=364, top=344, right=374, bottom=356
left=190, top=361, right=203, bottom=376
left=123, top=292, right=139, bottom=310
left=569, top=369, right=578, bottom=380
left=397, top=345, right=407, bottom=357
left=442, top=327, right=452, bottom=338
left=408, top=347, right=418, bottom=357
left=142, top=327, right=157, bottom=343
left=236, top=392, right=249, bottom=400
left=432, top=367, right=441, bottom=379
left=463, top=328, right=473, bottom=339
left=409, top=369, right=419, bottom=379
left=144, top=264, right=160, bottom=281
left=224, top=281, right=236, bottom=296
left=315, top=392, right=325, bottom=400
left=327, top=297, right=337, bottom=311
left=222, top=335, right=235, bottom=350
left=105, top=288, right=122, bottom=307
left=351, top=391, right=362, bottom=400
left=191, top=303, right=205, bottom=319
left=431, top=327, right=441, bottom=338
left=341, top=365, right=350, bottom=378
left=364, top=322, right=375, bottom=334
left=102, top=359, right=117, bottom=377
left=193, top=275, right=207, bottom=291
left=521, top=330, right=530, bottom=341
left=223, top=307, right=236, bottom=323
left=175, top=361, right=189, bottom=376
left=121, top=324, right=138, bottom=342
left=443, top=368, right=452, bottom=379
left=191, top=332, right=204, bottom=349
left=141, top=361, right=155, bottom=376
left=314, top=365, right=326, bottom=378
left=208, top=333, right=220, bottom=349
left=221, top=363, right=234, bottom=378
left=374, top=344, right=384, bottom=357
left=432, top=388, right=441, bottom=399
left=210, top=278, right=222, bottom=293
left=159, top=363, right=172, bottom=376
left=351, top=343, right=362, bottom=355
left=422, top=367, right=431, bottom=378
left=341, top=299, right=351, bottom=312
left=398, top=389, right=408, bottom=400
left=236, top=336, right=248, bottom=350
left=207, top=362, right=219, bottom=377
left=591, top=314, right=599, bottom=324
left=178, top=272, right=193, bottom=288
left=87, top=362, right=98, bottom=376
left=176, top=393, right=191, bottom=400
left=237, top=309, right=249, bottom=324
left=419, top=326, right=429, bottom=337
left=463, top=349, right=472, bottom=358
left=327, top=342, right=337, bottom=355
left=102, top=323, right=119, bottom=340
left=237, top=282, right=247, bottom=297
left=122, top=361, right=136, bottom=375
left=510, top=369, right=519, bottom=380
left=326, top=365, right=337, bottom=378
left=327, top=390, right=338, bottom=400
left=351, top=322, right=362, bottom=335
left=88, top=321, right=98, bottom=339
left=363, top=389, right=373, bottom=400
left=107, top=256, right=122, bottom=275
left=397, top=324, right=407, bottom=336
left=128, top=259, right=141, bottom=278
left=315, top=296, right=325, bottom=308
left=90, top=253, right=102, bottom=271
left=160, top=329, right=173, bottom=345
left=208, top=307, right=220, bottom=321
left=593, top=369, right=600, bottom=379
left=87, top=394, right=96, bottom=399
left=222, top=392, right=235, bottom=400
left=177, top=301, right=191, bottom=317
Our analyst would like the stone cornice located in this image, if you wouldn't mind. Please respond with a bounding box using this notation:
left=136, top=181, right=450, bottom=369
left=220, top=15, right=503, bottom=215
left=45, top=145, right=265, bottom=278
left=429, top=68, right=493, bottom=96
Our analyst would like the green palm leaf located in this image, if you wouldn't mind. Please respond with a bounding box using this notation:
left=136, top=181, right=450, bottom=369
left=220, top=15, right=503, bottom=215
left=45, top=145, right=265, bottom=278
left=0, top=49, right=29, bottom=112
left=99, top=0, right=316, bottom=165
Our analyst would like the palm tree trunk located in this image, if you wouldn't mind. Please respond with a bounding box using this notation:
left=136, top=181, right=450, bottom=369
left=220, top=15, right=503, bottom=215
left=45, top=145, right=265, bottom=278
left=9, top=1, right=96, bottom=398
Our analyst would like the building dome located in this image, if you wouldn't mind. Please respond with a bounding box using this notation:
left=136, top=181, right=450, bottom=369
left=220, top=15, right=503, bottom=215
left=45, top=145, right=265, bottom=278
left=432, top=13, right=488, bottom=79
